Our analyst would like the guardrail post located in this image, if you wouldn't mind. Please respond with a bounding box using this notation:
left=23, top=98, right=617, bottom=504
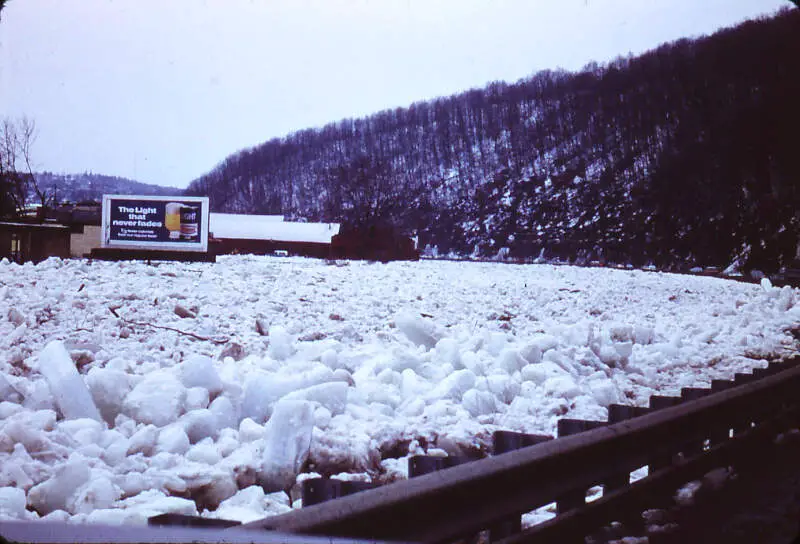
left=710, top=379, right=734, bottom=392
left=647, top=396, right=683, bottom=473
left=709, top=379, right=735, bottom=448
left=302, top=478, right=341, bottom=507
left=775, top=357, right=800, bottom=369
left=646, top=392, right=692, bottom=516
left=680, top=388, right=712, bottom=456
left=340, top=481, right=376, bottom=497
left=301, top=477, right=376, bottom=507
left=605, top=405, right=650, bottom=491
left=408, top=455, right=470, bottom=478
left=489, top=431, right=553, bottom=542
left=604, top=404, right=651, bottom=536
left=148, top=513, right=241, bottom=527
left=709, top=379, right=749, bottom=442
left=648, top=395, right=682, bottom=410
left=752, top=367, right=773, bottom=379
left=556, top=419, right=607, bottom=515
left=773, top=359, right=800, bottom=428
left=407, top=455, right=478, bottom=543
left=607, top=404, right=650, bottom=424
left=733, top=372, right=756, bottom=385
left=732, top=373, right=760, bottom=433
left=492, top=430, right=553, bottom=455
left=680, top=387, right=711, bottom=401
left=407, top=455, right=445, bottom=478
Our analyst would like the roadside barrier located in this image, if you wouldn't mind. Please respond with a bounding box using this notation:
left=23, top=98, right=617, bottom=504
left=241, top=356, right=800, bottom=543
left=6, top=357, right=796, bottom=543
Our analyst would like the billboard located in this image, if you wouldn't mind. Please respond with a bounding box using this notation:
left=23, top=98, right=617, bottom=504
left=101, top=195, right=210, bottom=252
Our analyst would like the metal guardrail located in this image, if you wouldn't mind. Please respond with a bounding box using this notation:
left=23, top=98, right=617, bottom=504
left=515, top=411, right=797, bottom=543
left=0, top=520, right=399, bottom=544
left=241, top=357, right=800, bottom=543
left=3, top=359, right=798, bottom=543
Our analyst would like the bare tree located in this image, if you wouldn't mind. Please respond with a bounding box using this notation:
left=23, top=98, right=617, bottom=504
left=18, top=118, right=53, bottom=209
left=1, top=118, right=29, bottom=217
left=0, top=116, right=51, bottom=218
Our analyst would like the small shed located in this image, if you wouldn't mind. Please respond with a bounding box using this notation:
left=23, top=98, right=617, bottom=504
left=0, top=222, right=71, bottom=264
left=209, top=213, right=340, bottom=258
left=42, top=202, right=103, bottom=258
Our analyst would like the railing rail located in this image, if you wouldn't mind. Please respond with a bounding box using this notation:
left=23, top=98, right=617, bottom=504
left=513, top=409, right=794, bottom=543
left=242, top=359, right=800, bottom=543
left=4, top=359, right=797, bottom=543
left=0, top=520, right=395, bottom=544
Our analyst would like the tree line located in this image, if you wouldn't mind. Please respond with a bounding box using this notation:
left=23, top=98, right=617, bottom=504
left=149, top=9, right=800, bottom=270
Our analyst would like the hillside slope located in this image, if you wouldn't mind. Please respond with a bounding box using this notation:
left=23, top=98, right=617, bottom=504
left=34, top=172, right=182, bottom=203
left=186, top=9, right=800, bottom=272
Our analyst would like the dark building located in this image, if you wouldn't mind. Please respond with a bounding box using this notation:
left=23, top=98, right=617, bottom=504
left=210, top=237, right=332, bottom=259
left=0, top=222, right=71, bottom=264
left=331, top=225, right=419, bottom=261
left=38, top=202, right=103, bottom=258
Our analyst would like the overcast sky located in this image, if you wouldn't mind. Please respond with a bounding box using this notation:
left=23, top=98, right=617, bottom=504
left=0, top=0, right=789, bottom=189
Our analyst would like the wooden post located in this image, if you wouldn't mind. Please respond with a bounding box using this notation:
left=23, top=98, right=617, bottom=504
left=408, top=455, right=470, bottom=478
left=148, top=513, right=240, bottom=527
left=646, top=396, right=683, bottom=473
left=605, top=405, right=650, bottom=491
left=489, top=431, right=553, bottom=542
left=556, top=419, right=607, bottom=515
left=302, top=478, right=341, bottom=507
left=680, top=388, right=712, bottom=456
left=301, top=478, right=376, bottom=507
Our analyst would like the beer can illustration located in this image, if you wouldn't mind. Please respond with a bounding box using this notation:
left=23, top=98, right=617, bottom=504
left=165, top=202, right=183, bottom=240
left=179, top=206, right=199, bottom=240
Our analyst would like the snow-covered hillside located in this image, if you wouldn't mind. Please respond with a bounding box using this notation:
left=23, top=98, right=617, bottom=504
left=0, top=256, right=797, bottom=525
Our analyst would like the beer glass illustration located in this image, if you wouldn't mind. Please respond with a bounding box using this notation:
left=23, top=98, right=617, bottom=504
left=165, top=202, right=182, bottom=239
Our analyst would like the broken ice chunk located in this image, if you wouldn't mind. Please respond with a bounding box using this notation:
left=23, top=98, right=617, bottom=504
left=37, top=341, right=101, bottom=422
left=259, top=399, right=315, bottom=492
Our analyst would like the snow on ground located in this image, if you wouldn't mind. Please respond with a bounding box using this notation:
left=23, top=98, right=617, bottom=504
left=209, top=213, right=339, bottom=243
left=0, top=255, right=797, bottom=525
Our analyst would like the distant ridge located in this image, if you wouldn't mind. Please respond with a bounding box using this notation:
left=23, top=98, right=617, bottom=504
left=186, top=8, right=800, bottom=272
left=35, top=172, right=183, bottom=203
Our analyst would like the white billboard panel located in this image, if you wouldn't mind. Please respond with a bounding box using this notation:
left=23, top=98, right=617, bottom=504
left=101, top=195, right=210, bottom=252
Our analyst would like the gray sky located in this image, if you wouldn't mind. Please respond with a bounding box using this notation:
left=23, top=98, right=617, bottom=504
left=0, top=0, right=788, bottom=189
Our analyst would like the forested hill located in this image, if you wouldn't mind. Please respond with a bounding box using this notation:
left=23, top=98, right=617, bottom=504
left=35, top=172, right=182, bottom=203
left=186, top=8, right=800, bottom=272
